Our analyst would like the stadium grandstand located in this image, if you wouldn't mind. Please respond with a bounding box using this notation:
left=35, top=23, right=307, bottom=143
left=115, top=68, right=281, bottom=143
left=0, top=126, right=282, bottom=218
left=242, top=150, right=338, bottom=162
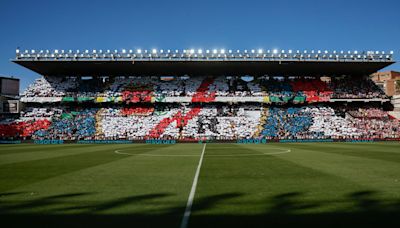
left=0, top=48, right=398, bottom=142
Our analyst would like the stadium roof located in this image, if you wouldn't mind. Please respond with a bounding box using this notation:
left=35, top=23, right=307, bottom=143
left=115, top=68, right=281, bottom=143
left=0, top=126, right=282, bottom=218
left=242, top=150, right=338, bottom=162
left=13, top=49, right=395, bottom=76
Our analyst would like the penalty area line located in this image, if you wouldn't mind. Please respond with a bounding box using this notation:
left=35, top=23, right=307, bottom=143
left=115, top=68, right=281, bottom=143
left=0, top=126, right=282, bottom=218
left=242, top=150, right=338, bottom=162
left=180, top=143, right=206, bottom=228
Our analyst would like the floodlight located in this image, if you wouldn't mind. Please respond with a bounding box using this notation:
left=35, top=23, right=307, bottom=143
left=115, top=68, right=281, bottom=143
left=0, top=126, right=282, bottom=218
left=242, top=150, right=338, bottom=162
left=122, top=49, right=126, bottom=53
left=206, top=50, right=210, bottom=54
left=198, top=49, right=203, bottom=54
left=288, top=50, right=292, bottom=54
left=220, top=49, right=225, bottom=54
left=251, top=49, right=255, bottom=53
left=389, top=51, right=394, bottom=54
left=213, top=49, right=218, bottom=54
left=31, top=50, right=35, bottom=54
left=137, top=49, right=142, bottom=54
left=190, top=49, right=195, bottom=54
left=273, top=49, right=278, bottom=54
left=55, top=49, right=59, bottom=54
left=354, top=50, right=358, bottom=54
left=160, top=49, right=164, bottom=53
left=152, top=49, right=157, bottom=54
left=258, top=49, right=263, bottom=54
left=16, top=49, right=20, bottom=54
left=228, top=49, right=232, bottom=53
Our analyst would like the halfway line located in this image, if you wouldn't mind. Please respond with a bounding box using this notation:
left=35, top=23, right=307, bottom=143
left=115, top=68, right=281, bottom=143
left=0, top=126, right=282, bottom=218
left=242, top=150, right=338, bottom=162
left=180, top=143, right=206, bottom=228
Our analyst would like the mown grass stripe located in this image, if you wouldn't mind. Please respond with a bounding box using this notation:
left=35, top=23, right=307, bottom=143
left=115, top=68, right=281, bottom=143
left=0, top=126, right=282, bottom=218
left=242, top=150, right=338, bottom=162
left=0, top=144, right=171, bottom=192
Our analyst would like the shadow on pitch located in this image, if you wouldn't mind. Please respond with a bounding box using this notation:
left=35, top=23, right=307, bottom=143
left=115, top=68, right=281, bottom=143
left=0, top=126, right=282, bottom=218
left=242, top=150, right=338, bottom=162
left=0, top=190, right=399, bottom=228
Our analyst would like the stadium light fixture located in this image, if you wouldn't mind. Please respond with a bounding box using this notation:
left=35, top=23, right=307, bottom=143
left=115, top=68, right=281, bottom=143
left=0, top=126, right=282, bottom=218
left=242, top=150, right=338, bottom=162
left=206, top=49, right=210, bottom=54
left=190, top=49, right=195, bottom=54
left=354, top=50, right=358, bottom=54
left=137, top=49, right=142, bottom=54
left=220, top=49, right=225, bottom=54
left=228, top=49, right=232, bottom=53
left=288, top=50, right=292, bottom=54
left=272, top=49, right=278, bottom=54
left=213, top=49, right=218, bottom=54
left=251, top=49, right=255, bottom=54
left=198, top=49, right=203, bottom=54
left=54, top=49, right=59, bottom=54
left=257, top=49, right=263, bottom=54
left=122, top=49, right=126, bottom=54
left=389, top=50, right=394, bottom=54
left=152, top=49, right=157, bottom=54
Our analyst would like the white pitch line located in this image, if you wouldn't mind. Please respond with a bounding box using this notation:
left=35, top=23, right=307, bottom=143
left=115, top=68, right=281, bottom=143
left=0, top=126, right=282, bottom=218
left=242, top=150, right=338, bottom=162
left=114, top=150, right=198, bottom=157
left=180, top=143, right=206, bottom=228
left=114, top=148, right=291, bottom=157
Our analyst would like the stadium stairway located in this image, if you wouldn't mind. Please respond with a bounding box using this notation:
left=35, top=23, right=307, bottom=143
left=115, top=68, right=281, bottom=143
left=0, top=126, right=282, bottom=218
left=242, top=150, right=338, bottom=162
left=253, top=107, right=268, bottom=137
left=95, top=108, right=105, bottom=138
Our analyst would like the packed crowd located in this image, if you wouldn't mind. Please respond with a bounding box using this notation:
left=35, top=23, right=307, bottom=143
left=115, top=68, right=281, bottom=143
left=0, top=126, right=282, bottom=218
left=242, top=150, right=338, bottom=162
left=21, top=75, right=387, bottom=101
left=2, top=75, right=397, bottom=141
left=261, top=106, right=400, bottom=139
left=1, top=104, right=399, bottom=140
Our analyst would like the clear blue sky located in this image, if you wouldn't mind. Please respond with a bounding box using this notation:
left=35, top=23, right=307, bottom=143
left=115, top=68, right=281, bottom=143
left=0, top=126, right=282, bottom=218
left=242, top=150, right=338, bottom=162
left=0, top=0, right=399, bottom=91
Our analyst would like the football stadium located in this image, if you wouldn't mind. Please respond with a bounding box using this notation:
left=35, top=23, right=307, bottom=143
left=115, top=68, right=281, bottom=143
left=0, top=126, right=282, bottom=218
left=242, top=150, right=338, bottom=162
left=0, top=48, right=399, bottom=227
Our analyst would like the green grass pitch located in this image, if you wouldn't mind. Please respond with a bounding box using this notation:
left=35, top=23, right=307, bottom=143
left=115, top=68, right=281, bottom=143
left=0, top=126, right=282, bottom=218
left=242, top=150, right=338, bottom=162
left=0, top=142, right=400, bottom=227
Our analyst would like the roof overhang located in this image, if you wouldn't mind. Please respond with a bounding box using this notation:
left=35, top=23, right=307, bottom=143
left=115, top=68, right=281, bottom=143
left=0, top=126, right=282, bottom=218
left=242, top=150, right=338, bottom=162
left=13, top=59, right=395, bottom=77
